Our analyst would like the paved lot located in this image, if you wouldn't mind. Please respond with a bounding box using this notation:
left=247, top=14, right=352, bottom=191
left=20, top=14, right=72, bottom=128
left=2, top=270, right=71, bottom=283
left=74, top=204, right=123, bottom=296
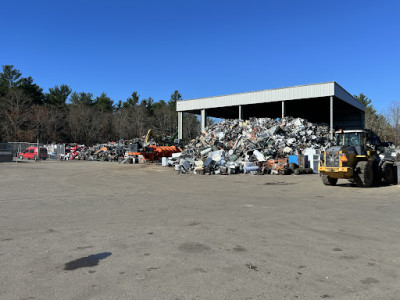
left=1, top=160, right=399, bottom=300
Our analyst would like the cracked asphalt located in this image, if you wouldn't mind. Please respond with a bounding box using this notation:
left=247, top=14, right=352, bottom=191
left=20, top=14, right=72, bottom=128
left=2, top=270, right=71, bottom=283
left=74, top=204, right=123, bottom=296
left=1, top=160, right=399, bottom=299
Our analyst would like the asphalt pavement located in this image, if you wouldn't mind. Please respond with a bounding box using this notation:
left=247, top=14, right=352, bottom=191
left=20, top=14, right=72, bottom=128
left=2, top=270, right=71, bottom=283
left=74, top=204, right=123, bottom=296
left=1, top=161, right=399, bottom=300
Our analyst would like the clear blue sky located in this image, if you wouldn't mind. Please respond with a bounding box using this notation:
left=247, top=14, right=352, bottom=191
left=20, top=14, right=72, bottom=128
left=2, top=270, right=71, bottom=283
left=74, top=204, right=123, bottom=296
left=1, top=0, right=399, bottom=113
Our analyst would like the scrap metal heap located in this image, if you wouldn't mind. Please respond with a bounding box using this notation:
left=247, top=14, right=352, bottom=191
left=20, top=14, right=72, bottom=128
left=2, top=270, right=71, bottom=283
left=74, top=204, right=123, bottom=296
left=61, top=138, right=181, bottom=163
left=61, top=142, right=126, bottom=161
left=170, top=117, right=334, bottom=175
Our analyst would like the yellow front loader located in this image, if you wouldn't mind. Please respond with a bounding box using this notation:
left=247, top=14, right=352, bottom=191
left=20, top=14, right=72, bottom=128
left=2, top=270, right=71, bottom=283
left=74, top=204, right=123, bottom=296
left=319, top=130, right=386, bottom=187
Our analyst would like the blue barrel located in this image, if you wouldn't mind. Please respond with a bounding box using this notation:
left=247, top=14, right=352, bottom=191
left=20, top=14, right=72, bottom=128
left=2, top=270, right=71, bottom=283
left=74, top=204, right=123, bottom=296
left=288, top=155, right=298, bottom=165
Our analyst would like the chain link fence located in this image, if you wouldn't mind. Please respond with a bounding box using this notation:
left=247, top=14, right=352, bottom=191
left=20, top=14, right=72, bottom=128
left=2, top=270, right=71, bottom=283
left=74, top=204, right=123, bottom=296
left=8, top=142, right=38, bottom=158
left=7, top=142, right=66, bottom=160
left=44, top=144, right=65, bottom=159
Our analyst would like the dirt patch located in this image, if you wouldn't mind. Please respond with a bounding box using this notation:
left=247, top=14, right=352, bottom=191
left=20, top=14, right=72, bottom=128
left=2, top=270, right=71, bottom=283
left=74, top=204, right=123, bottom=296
left=178, top=243, right=211, bottom=253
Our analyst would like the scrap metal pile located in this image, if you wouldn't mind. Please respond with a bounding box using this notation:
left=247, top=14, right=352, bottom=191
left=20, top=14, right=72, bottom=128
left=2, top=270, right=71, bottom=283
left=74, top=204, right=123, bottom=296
left=61, top=142, right=126, bottom=161
left=60, top=138, right=180, bottom=163
left=169, top=117, right=334, bottom=175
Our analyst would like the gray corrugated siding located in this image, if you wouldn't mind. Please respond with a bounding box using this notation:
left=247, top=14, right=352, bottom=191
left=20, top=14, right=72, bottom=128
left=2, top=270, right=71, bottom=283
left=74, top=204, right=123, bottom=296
left=177, top=82, right=364, bottom=112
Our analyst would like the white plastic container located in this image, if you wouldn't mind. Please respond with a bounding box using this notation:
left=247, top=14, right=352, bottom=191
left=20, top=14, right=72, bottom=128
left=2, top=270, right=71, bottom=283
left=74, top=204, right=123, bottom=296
left=309, top=154, right=320, bottom=173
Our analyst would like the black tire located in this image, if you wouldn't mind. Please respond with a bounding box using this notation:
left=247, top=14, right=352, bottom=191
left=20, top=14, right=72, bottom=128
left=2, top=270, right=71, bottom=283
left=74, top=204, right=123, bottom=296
left=321, top=175, right=338, bottom=186
left=288, top=163, right=298, bottom=173
left=382, top=161, right=395, bottom=185
left=354, top=161, right=373, bottom=187
left=372, top=159, right=382, bottom=185
left=19, top=155, right=23, bottom=160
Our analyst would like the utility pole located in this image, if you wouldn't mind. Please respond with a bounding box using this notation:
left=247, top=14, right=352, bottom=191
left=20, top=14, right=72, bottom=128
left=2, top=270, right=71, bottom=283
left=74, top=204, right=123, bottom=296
left=36, top=137, right=39, bottom=162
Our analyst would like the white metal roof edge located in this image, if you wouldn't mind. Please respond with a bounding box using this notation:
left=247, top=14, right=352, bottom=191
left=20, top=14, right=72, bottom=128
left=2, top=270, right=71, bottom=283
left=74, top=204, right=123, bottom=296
left=183, top=81, right=336, bottom=102
left=177, top=82, right=365, bottom=112
left=177, top=82, right=334, bottom=111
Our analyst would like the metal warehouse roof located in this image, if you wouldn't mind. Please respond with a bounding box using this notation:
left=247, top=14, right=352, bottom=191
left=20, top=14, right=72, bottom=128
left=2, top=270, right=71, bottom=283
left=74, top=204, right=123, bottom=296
left=177, top=82, right=364, bottom=112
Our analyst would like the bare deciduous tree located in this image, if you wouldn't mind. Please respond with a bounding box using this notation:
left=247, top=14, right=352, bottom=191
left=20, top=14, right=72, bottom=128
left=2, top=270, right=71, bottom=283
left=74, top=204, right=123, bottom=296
left=386, top=101, right=400, bottom=146
left=0, top=89, right=32, bottom=141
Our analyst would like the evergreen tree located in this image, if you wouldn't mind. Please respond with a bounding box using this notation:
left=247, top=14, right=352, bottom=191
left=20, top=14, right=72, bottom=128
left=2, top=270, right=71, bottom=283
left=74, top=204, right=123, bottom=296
left=354, top=93, right=390, bottom=139
left=0, top=65, right=22, bottom=88
left=123, top=91, right=139, bottom=108
left=94, top=92, right=114, bottom=112
left=18, top=77, right=44, bottom=105
left=46, top=84, right=72, bottom=107
left=70, top=91, right=94, bottom=106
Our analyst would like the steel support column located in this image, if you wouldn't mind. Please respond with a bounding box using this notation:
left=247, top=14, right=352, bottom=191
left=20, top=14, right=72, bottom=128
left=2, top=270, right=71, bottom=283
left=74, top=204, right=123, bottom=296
left=281, top=101, right=286, bottom=119
left=178, top=112, right=183, bottom=140
left=201, top=109, right=207, bottom=132
left=330, top=96, right=334, bottom=139
left=239, top=105, right=243, bottom=120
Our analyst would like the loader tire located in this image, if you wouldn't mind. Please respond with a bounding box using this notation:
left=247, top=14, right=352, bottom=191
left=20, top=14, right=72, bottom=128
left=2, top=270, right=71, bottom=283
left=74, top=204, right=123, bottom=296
left=354, top=161, right=373, bottom=187
left=382, top=161, right=395, bottom=185
left=321, top=175, right=338, bottom=186
left=372, top=159, right=382, bottom=185
left=288, top=163, right=298, bottom=173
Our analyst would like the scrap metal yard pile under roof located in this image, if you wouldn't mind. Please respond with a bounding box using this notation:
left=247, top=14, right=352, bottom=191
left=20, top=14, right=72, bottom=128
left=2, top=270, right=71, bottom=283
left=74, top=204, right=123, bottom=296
left=176, top=82, right=365, bottom=139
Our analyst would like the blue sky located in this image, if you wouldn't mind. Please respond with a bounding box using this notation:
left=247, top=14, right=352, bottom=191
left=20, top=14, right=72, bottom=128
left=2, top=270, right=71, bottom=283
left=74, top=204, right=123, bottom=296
left=1, top=0, right=399, bottom=112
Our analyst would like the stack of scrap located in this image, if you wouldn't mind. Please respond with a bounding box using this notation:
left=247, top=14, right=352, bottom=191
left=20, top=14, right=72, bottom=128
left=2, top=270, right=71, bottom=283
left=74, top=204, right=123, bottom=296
left=61, top=143, right=85, bottom=160
left=64, top=138, right=181, bottom=163
left=82, top=142, right=126, bottom=161
left=62, top=142, right=126, bottom=161
left=171, top=117, right=333, bottom=175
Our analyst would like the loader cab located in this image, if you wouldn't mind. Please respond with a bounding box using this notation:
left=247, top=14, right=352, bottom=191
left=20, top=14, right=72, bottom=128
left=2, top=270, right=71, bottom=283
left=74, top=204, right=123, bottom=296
left=336, top=130, right=381, bottom=156
left=336, top=131, right=364, bottom=146
left=336, top=130, right=368, bottom=156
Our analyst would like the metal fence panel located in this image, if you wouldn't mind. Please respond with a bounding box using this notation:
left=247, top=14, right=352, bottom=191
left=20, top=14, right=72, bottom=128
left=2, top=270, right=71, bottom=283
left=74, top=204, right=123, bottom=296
left=0, top=143, right=13, bottom=162
left=8, top=142, right=38, bottom=157
left=7, top=142, right=66, bottom=159
left=44, top=144, right=65, bottom=159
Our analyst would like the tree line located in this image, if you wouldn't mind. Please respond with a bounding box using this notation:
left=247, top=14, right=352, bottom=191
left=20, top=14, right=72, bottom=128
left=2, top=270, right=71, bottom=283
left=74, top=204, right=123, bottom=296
left=0, top=65, right=200, bottom=145
left=1, top=65, right=399, bottom=146
left=354, top=94, right=400, bottom=145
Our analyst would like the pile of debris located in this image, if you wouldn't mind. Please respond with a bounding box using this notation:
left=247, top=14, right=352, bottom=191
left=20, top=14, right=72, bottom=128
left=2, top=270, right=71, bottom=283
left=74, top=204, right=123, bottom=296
left=61, top=142, right=126, bottom=161
left=83, top=143, right=126, bottom=161
left=60, top=137, right=180, bottom=163
left=168, top=117, right=333, bottom=175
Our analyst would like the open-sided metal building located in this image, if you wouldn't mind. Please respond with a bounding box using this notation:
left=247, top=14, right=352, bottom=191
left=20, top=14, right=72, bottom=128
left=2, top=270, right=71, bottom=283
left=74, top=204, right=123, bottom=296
left=176, top=82, right=364, bottom=139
